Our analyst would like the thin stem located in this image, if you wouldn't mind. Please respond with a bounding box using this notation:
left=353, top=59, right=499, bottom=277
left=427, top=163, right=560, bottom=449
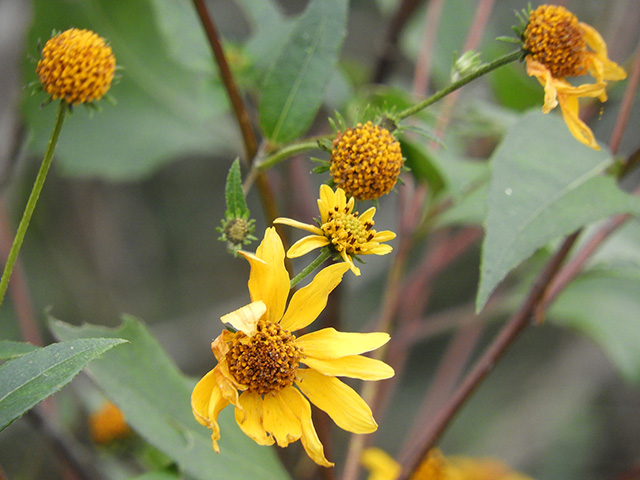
left=0, top=100, right=66, bottom=310
left=290, top=249, right=332, bottom=289
left=397, top=230, right=581, bottom=480
left=608, top=42, right=640, bottom=155
left=257, top=140, right=322, bottom=172
left=396, top=49, right=523, bottom=121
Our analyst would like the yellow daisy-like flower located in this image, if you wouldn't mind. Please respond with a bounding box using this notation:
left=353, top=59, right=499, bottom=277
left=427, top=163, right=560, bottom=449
left=88, top=401, right=131, bottom=445
left=274, top=185, right=396, bottom=276
left=330, top=121, right=404, bottom=201
left=523, top=4, right=626, bottom=150
left=191, top=228, right=394, bottom=467
left=37, top=28, right=116, bottom=106
left=362, top=448, right=534, bottom=480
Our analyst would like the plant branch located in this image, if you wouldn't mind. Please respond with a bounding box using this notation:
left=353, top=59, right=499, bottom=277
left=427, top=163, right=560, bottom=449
left=608, top=42, right=640, bottom=155
left=290, top=249, right=332, bottom=289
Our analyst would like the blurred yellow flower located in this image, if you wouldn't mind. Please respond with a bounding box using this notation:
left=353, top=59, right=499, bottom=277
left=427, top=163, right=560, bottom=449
left=89, top=401, right=131, bottom=445
left=274, top=185, right=396, bottom=276
left=191, top=228, right=394, bottom=466
left=523, top=4, right=626, bottom=150
left=362, top=448, right=534, bottom=480
left=37, top=28, right=116, bottom=105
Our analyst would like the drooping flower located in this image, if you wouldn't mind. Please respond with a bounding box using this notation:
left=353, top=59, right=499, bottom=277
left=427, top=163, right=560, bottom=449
left=89, top=401, right=131, bottom=445
left=522, top=4, right=626, bottom=150
left=362, top=448, right=534, bottom=480
left=191, top=228, right=394, bottom=466
left=37, top=28, right=116, bottom=105
left=330, top=121, right=404, bottom=200
left=274, top=185, right=396, bottom=276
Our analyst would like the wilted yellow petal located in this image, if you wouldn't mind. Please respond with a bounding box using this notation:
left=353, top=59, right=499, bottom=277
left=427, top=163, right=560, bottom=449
left=296, top=328, right=390, bottom=359
left=280, top=263, right=350, bottom=332
left=220, top=301, right=265, bottom=336
left=303, top=355, right=394, bottom=380
left=287, top=235, right=330, bottom=258
left=296, top=369, right=377, bottom=434
left=262, top=390, right=302, bottom=447
left=581, top=22, right=626, bottom=82
left=526, top=57, right=558, bottom=113
left=557, top=94, right=600, bottom=150
left=191, top=369, right=230, bottom=453
left=239, top=228, right=289, bottom=324
left=234, top=391, right=274, bottom=446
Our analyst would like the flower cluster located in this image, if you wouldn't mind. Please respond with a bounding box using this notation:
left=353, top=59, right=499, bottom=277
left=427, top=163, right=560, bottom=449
left=37, top=28, right=116, bottom=106
left=522, top=4, right=626, bottom=150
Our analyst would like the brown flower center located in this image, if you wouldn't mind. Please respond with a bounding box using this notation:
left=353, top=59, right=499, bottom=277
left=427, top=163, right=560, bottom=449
left=330, top=121, right=404, bottom=201
left=524, top=5, right=587, bottom=78
left=226, top=320, right=301, bottom=394
left=321, top=209, right=375, bottom=255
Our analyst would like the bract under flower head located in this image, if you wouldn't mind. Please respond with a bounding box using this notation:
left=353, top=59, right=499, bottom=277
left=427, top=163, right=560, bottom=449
left=522, top=4, right=626, bottom=150
left=330, top=121, right=404, bottom=200
left=274, top=185, right=396, bottom=275
left=191, top=228, right=394, bottom=466
left=37, top=28, right=116, bottom=106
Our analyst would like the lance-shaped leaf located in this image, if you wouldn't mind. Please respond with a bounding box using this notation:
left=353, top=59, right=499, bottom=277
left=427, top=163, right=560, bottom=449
left=0, top=338, right=126, bottom=430
left=259, top=0, right=347, bottom=144
left=49, top=315, right=290, bottom=480
left=224, top=158, right=250, bottom=220
left=477, top=111, right=640, bottom=312
left=0, top=341, right=40, bottom=360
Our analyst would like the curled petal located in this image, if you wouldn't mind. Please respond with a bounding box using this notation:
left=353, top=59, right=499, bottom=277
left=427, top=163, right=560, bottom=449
left=280, top=263, right=350, bottom=332
left=581, top=22, right=627, bottom=82
left=526, top=57, right=558, bottom=113
left=234, top=391, right=274, bottom=446
left=287, top=235, right=330, bottom=258
left=340, top=251, right=360, bottom=275
left=273, top=217, right=324, bottom=236
left=296, top=328, right=390, bottom=359
left=191, top=369, right=229, bottom=452
left=220, top=301, right=265, bottom=336
left=239, top=228, right=289, bottom=323
left=557, top=94, right=600, bottom=150
left=296, top=369, right=377, bottom=434
left=303, top=355, right=395, bottom=380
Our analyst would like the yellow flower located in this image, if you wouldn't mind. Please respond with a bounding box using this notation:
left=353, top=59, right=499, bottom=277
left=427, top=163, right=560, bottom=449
left=523, top=4, right=626, bottom=150
left=37, top=28, right=116, bottom=105
left=274, top=185, right=396, bottom=276
left=362, top=448, right=534, bottom=480
left=191, top=228, right=394, bottom=467
left=330, top=121, right=404, bottom=200
left=89, top=401, right=131, bottom=445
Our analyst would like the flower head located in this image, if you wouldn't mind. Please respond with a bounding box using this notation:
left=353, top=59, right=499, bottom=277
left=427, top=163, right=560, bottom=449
left=37, top=28, right=116, bottom=106
left=330, top=121, right=404, bottom=200
left=274, top=185, right=396, bottom=275
left=362, top=448, right=534, bottom=480
left=522, top=5, right=626, bottom=150
left=89, top=401, right=131, bottom=445
left=191, top=228, right=394, bottom=466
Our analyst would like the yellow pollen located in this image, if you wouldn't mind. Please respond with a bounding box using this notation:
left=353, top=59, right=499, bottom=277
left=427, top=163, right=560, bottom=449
left=322, top=208, right=375, bottom=255
left=226, top=320, right=301, bottom=394
left=524, top=5, right=587, bottom=78
left=330, top=121, right=403, bottom=201
left=36, top=28, right=116, bottom=105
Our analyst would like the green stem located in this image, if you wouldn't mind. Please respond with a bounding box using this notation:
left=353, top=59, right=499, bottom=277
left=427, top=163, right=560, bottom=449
left=0, top=101, right=67, bottom=309
left=290, top=249, right=332, bottom=289
left=396, top=49, right=523, bottom=121
left=258, top=140, right=323, bottom=171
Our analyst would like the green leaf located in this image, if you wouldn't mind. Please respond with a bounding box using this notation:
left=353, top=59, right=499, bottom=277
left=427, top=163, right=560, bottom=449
left=129, top=471, right=180, bottom=480
left=476, top=111, right=640, bottom=312
left=0, top=340, right=39, bottom=360
left=24, top=0, right=234, bottom=180
left=49, top=315, right=290, bottom=480
left=548, top=268, right=640, bottom=384
left=258, top=0, right=348, bottom=144
left=225, top=158, right=249, bottom=219
left=0, top=338, right=126, bottom=431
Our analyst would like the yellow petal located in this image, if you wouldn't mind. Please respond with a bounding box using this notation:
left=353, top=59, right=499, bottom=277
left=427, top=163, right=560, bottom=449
left=214, top=360, right=244, bottom=405
left=287, top=235, right=330, bottom=258
left=557, top=94, right=600, bottom=150
left=303, top=355, right=395, bottom=380
left=273, top=217, right=324, bottom=235
left=340, top=251, right=360, bottom=276
left=296, top=369, right=377, bottom=434
left=262, top=390, right=302, bottom=447
left=280, top=386, right=333, bottom=467
left=319, top=184, right=335, bottom=209
left=191, top=369, right=230, bottom=453
left=365, top=244, right=393, bottom=255
left=526, top=57, right=558, bottom=113
left=220, top=301, right=266, bottom=336
left=296, top=328, right=390, bottom=359
left=280, top=263, right=350, bottom=332
left=372, top=230, right=396, bottom=243
left=360, top=207, right=376, bottom=223
left=239, top=228, right=289, bottom=323
left=361, top=448, right=401, bottom=480
left=334, top=186, right=348, bottom=210
left=234, top=391, right=274, bottom=446
left=581, top=22, right=627, bottom=82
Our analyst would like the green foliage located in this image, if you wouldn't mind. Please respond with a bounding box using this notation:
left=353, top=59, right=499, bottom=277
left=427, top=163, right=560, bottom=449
left=258, top=0, right=348, bottom=144
left=0, top=338, right=127, bottom=430
left=477, top=111, right=640, bottom=312
left=218, top=159, right=256, bottom=254
left=0, top=340, right=39, bottom=360
left=49, top=315, right=290, bottom=480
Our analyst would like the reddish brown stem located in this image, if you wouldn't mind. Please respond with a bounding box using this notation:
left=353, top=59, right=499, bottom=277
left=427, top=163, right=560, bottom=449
left=397, top=231, right=581, bottom=479
left=609, top=43, right=640, bottom=155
